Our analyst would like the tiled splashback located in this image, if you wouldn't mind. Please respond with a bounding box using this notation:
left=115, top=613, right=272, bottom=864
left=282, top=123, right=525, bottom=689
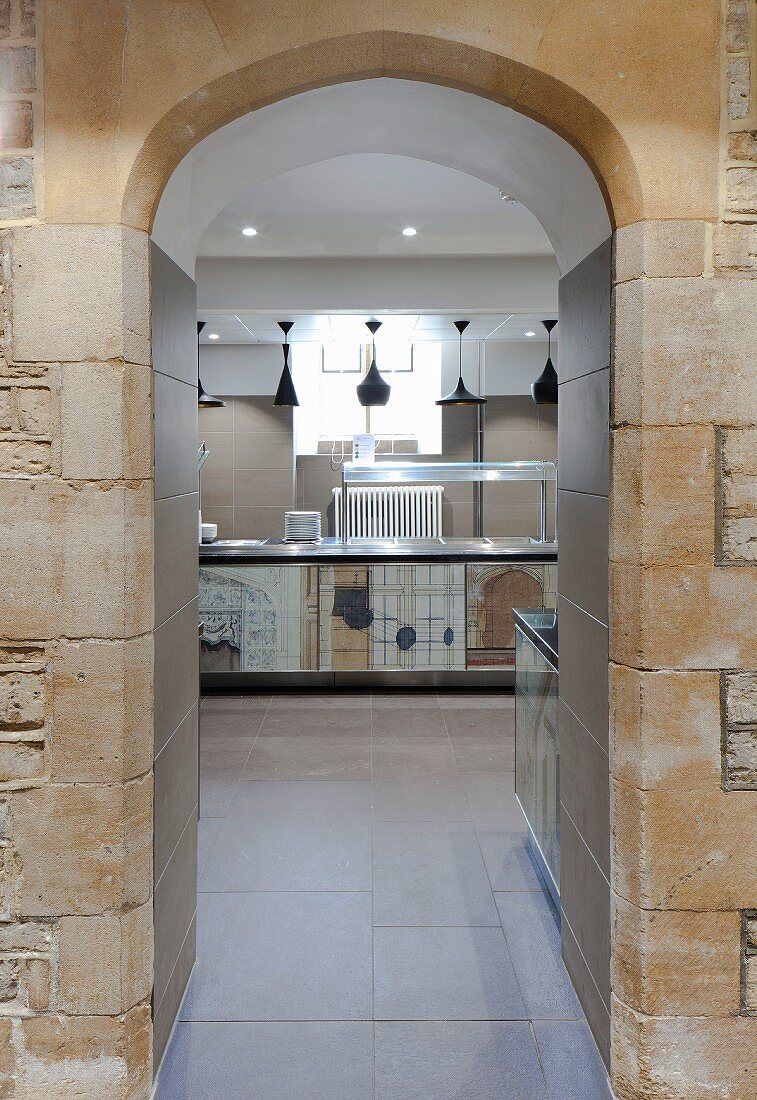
left=199, top=396, right=556, bottom=540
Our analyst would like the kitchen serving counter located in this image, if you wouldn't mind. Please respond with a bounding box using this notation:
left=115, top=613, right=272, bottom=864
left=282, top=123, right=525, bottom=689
left=199, top=539, right=557, bottom=687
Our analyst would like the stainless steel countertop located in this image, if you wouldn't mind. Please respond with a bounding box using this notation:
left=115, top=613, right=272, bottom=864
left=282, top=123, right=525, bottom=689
left=199, top=536, right=558, bottom=564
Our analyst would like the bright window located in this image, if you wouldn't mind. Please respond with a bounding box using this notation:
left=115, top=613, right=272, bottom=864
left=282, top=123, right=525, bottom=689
left=292, top=341, right=442, bottom=456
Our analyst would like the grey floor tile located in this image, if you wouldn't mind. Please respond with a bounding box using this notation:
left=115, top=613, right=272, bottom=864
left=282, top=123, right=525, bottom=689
left=495, top=891, right=583, bottom=1018
left=533, top=1020, right=613, bottom=1099
left=267, top=692, right=370, bottom=710
left=477, top=829, right=547, bottom=891
left=229, top=779, right=372, bottom=820
left=202, top=693, right=271, bottom=715
left=197, top=818, right=221, bottom=877
left=375, top=1021, right=548, bottom=1100
left=156, top=1022, right=373, bottom=1100
left=372, top=709, right=445, bottom=738
left=199, top=743, right=252, bottom=772
left=181, top=892, right=373, bottom=1021
left=372, top=777, right=471, bottom=822
left=373, top=821, right=499, bottom=926
left=373, top=692, right=441, bottom=709
left=243, top=735, right=371, bottom=779
left=261, top=707, right=370, bottom=735
left=440, top=708, right=515, bottom=737
left=451, top=734, right=515, bottom=772
left=437, top=692, right=515, bottom=711
left=462, top=771, right=522, bottom=828
left=374, top=926, right=527, bottom=1020
left=199, top=772, right=241, bottom=818
left=372, top=735, right=458, bottom=780
left=199, top=815, right=372, bottom=892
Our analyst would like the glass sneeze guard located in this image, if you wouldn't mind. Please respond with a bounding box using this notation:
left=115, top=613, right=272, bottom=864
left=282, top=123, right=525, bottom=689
left=339, top=461, right=557, bottom=543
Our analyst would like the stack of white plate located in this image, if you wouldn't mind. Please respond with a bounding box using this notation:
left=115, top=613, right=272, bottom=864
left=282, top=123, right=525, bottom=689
left=284, top=511, right=322, bottom=542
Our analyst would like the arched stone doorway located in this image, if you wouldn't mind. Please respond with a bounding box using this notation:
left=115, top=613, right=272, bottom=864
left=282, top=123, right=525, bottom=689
left=1, top=9, right=753, bottom=1098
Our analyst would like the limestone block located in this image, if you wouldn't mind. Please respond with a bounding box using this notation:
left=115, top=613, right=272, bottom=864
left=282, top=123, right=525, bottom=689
left=611, top=997, right=757, bottom=1100
left=612, top=895, right=741, bottom=1015
left=19, top=1, right=34, bottom=39
left=0, top=741, right=44, bottom=783
left=613, top=277, right=757, bottom=427
left=14, top=386, right=51, bottom=435
left=52, top=637, right=151, bottom=784
left=609, top=664, right=722, bottom=791
left=610, top=426, right=715, bottom=565
left=722, top=516, right=757, bottom=561
left=12, top=784, right=125, bottom=916
left=0, top=156, right=34, bottom=220
left=614, top=221, right=707, bottom=283
left=727, top=0, right=752, bottom=52
left=725, top=671, right=757, bottom=725
left=0, top=438, right=50, bottom=473
left=714, top=223, right=757, bottom=275
left=744, top=953, right=757, bottom=1012
left=60, top=363, right=152, bottom=480
left=610, top=562, right=757, bottom=669
left=720, top=426, right=757, bottom=514
left=1, top=226, right=150, bottom=365
left=728, top=58, right=751, bottom=121
left=0, top=45, right=35, bottom=92
left=123, top=1002, right=152, bottom=1100
left=0, top=101, right=33, bottom=149
left=0, top=671, right=44, bottom=729
left=123, top=775, right=151, bottom=908
left=57, top=914, right=121, bottom=1015
left=120, top=903, right=152, bottom=1012
left=724, top=727, right=757, bottom=789
left=727, top=167, right=757, bottom=214
left=11, top=1012, right=148, bottom=1100
left=729, top=130, right=757, bottom=161
left=0, top=480, right=153, bottom=641
left=612, top=780, right=757, bottom=910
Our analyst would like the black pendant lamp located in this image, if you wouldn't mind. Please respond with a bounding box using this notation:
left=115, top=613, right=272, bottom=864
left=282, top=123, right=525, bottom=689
left=273, top=320, right=299, bottom=407
left=436, top=320, right=486, bottom=406
left=531, top=319, right=558, bottom=404
left=197, top=321, right=226, bottom=408
left=356, top=320, right=391, bottom=407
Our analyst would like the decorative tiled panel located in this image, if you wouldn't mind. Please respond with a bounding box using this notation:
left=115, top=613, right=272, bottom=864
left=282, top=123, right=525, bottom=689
left=369, top=564, right=466, bottom=670
left=466, top=562, right=554, bottom=667
left=319, top=565, right=372, bottom=671
left=199, top=565, right=303, bottom=671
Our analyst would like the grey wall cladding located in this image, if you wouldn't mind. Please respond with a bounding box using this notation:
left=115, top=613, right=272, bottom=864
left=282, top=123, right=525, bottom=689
left=556, top=236, right=612, bottom=1066
left=151, top=241, right=199, bottom=1070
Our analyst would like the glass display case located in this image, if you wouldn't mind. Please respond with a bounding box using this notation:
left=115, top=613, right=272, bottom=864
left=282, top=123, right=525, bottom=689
left=339, top=460, right=558, bottom=543
left=514, top=610, right=560, bottom=903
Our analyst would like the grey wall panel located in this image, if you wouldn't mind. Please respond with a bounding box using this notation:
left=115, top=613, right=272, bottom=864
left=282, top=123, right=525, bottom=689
left=154, top=492, right=199, bottom=629
left=153, top=811, right=198, bottom=1013
left=557, top=237, right=611, bottom=383
left=154, top=597, right=199, bottom=758
left=557, top=367, right=609, bottom=496
left=152, top=243, right=198, bottom=386
left=557, top=490, right=609, bottom=625
left=154, top=702, right=199, bottom=884
left=560, top=811, right=611, bottom=1009
left=561, top=912, right=611, bottom=1065
left=558, top=595, right=609, bottom=751
left=151, top=240, right=199, bottom=1078
left=154, top=371, right=198, bottom=500
left=559, top=701, right=610, bottom=879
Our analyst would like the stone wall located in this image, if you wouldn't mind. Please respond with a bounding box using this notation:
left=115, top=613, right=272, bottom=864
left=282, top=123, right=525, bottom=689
left=0, top=0, right=754, bottom=1096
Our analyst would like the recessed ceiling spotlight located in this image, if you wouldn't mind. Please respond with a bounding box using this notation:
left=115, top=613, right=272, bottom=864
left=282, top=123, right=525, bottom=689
left=524, top=331, right=537, bottom=337
left=402, top=226, right=417, bottom=237
left=242, top=226, right=257, bottom=237
left=499, top=190, right=518, bottom=204
left=208, top=333, right=220, bottom=340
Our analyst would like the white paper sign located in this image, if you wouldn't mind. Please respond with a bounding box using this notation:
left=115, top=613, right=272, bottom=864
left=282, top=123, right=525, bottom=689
left=352, top=433, right=376, bottom=466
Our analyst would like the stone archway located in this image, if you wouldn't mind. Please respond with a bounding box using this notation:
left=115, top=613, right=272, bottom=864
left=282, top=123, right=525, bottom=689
left=1, top=7, right=754, bottom=1098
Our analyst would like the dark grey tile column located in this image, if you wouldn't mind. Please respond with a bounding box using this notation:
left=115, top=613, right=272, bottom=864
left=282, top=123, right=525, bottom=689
left=151, top=242, right=199, bottom=1069
left=556, top=237, right=612, bottom=1065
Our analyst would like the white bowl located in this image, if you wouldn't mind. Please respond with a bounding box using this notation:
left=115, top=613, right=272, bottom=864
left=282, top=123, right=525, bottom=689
left=201, top=523, right=218, bottom=543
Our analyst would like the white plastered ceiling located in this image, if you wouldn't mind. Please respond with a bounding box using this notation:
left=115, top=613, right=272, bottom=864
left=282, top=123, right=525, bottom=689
left=153, top=78, right=611, bottom=277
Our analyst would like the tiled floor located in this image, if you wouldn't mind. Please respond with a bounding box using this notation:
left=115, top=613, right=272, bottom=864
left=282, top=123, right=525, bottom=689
left=155, top=691, right=613, bottom=1100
